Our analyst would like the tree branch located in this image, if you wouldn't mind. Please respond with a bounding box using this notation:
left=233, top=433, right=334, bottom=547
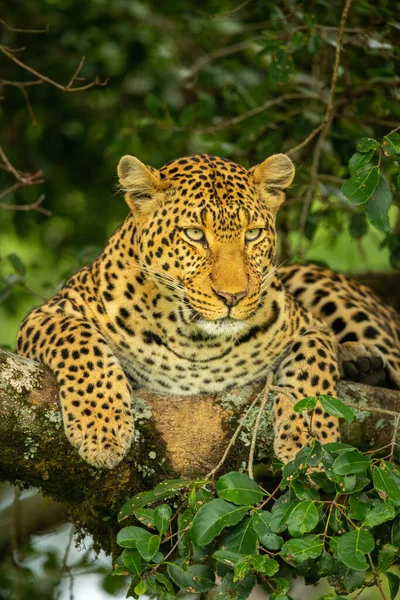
left=1, top=348, right=399, bottom=553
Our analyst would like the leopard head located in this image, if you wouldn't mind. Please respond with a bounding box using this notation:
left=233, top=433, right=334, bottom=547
left=118, top=153, right=294, bottom=336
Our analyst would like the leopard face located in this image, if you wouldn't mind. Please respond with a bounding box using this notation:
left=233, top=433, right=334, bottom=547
left=118, top=153, right=294, bottom=337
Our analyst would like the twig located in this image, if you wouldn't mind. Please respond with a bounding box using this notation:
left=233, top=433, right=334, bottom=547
left=0, top=194, right=50, bottom=216
left=389, top=415, right=400, bottom=462
left=1, top=80, right=38, bottom=124
left=173, top=94, right=315, bottom=134
left=0, top=45, right=108, bottom=92
left=367, top=554, right=387, bottom=600
left=248, top=373, right=273, bottom=479
left=205, top=390, right=263, bottom=480
left=209, top=0, right=253, bottom=20
left=0, top=18, right=48, bottom=34
left=184, top=40, right=253, bottom=81
left=296, top=117, right=332, bottom=259
left=293, top=0, right=353, bottom=258
left=0, top=144, right=27, bottom=182
left=287, top=0, right=353, bottom=159
left=66, top=56, right=86, bottom=89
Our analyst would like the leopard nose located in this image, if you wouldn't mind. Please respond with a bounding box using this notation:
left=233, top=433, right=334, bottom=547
left=212, top=289, right=247, bottom=307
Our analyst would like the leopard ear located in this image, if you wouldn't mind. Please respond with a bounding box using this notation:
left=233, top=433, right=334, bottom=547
left=251, top=154, right=295, bottom=213
left=118, top=155, right=170, bottom=213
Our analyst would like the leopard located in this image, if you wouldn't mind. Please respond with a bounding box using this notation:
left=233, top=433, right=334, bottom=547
left=16, top=153, right=400, bottom=469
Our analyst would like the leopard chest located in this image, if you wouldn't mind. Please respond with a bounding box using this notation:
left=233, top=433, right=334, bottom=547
left=109, top=321, right=291, bottom=395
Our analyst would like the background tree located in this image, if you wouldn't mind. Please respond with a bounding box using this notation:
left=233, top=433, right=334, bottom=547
left=0, top=0, right=399, bottom=598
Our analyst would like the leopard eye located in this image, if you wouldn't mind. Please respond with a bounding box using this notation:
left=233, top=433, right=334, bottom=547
left=184, top=228, right=206, bottom=242
left=245, top=228, right=263, bottom=242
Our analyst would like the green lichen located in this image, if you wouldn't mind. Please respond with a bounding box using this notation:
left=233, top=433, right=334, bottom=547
left=43, top=409, right=63, bottom=430
left=2, top=354, right=43, bottom=394
left=23, top=436, right=39, bottom=459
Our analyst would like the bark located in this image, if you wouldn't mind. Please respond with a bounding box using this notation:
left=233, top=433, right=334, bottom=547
left=0, top=348, right=399, bottom=554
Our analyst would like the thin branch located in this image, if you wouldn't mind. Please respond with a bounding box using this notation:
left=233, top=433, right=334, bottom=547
left=173, top=94, right=316, bottom=134
left=248, top=373, right=273, bottom=479
left=205, top=391, right=263, bottom=480
left=0, top=18, right=48, bottom=34
left=0, top=145, right=27, bottom=183
left=0, top=45, right=108, bottom=92
left=287, top=0, right=353, bottom=158
left=293, top=0, right=353, bottom=258
left=184, top=40, right=253, bottom=81
left=367, top=554, right=387, bottom=600
left=208, top=0, right=253, bottom=20
left=1, top=80, right=38, bottom=124
left=0, top=194, right=51, bottom=216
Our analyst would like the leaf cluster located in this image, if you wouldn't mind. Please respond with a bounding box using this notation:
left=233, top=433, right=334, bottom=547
left=114, top=428, right=400, bottom=599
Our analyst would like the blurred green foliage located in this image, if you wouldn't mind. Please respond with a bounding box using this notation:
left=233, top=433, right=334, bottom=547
left=0, top=0, right=399, bottom=349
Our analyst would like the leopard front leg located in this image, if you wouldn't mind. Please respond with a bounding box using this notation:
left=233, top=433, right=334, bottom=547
left=17, top=309, right=134, bottom=468
left=272, top=331, right=341, bottom=463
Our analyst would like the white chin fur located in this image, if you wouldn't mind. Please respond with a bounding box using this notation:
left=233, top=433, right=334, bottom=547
left=196, top=318, right=248, bottom=337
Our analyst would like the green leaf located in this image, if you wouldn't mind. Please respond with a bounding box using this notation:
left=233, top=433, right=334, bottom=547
left=269, top=50, right=294, bottom=84
left=121, top=548, right=142, bottom=576
left=271, top=577, right=291, bottom=594
left=341, top=166, right=380, bottom=205
left=155, top=572, right=175, bottom=594
left=252, top=511, right=283, bottom=550
left=167, top=562, right=215, bottom=593
left=154, top=504, right=172, bottom=535
left=363, top=502, right=396, bottom=527
left=6, top=253, right=26, bottom=276
left=111, top=553, right=130, bottom=576
left=349, top=213, right=368, bottom=239
left=247, top=555, right=279, bottom=577
left=0, top=287, right=11, bottom=303
left=216, top=572, right=256, bottom=599
left=373, top=465, right=400, bottom=506
left=386, top=571, right=400, bottom=600
left=145, top=93, right=163, bottom=117
left=218, top=517, right=258, bottom=555
left=280, top=535, right=323, bottom=564
left=177, top=508, right=192, bottom=557
left=323, top=443, right=354, bottom=453
left=356, top=137, right=380, bottom=152
left=134, top=580, right=146, bottom=596
left=287, top=501, right=319, bottom=537
left=378, top=543, right=398, bottom=572
left=116, top=526, right=160, bottom=561
left=319, top=395, right=354, bottom=424
left=216, top=471, right=264, bottom=506
left=291, top=480, right=320, bottom=501
left=119, top=479, right=192, bottom=520
left=332, top=451, right=370, bottom=475
left=212, top=550, right=246, bottom=567
left=179, top=104, right=196, bottom=126
left=383, top=132, right=400, bottom=157
left=397, top=173, right=400, bottom=191
left=133, top=508, right=155, bottom=528
left=293, top=397, right=317, bottom=412
left=348, top=492, right=371, bottom=520
left=190, top=499, right=249, bottom=546
left=317, top=551, right=335, bottom=576
left=392, top=516, right=400, bottom=547
left=365, top=176, right=393, bottom=233
left=336, top=529, right=375, bottom=571
left=294, top=441, right=322, bottom=468
left=348, top=150, right=375, bottom=176
left=270, top=499, right=300, bottom=533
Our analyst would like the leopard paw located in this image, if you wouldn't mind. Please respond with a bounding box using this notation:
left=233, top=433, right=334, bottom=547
left=60, top=376, right=134, bottom=468
left=339, top=342, right=389, bottom=387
